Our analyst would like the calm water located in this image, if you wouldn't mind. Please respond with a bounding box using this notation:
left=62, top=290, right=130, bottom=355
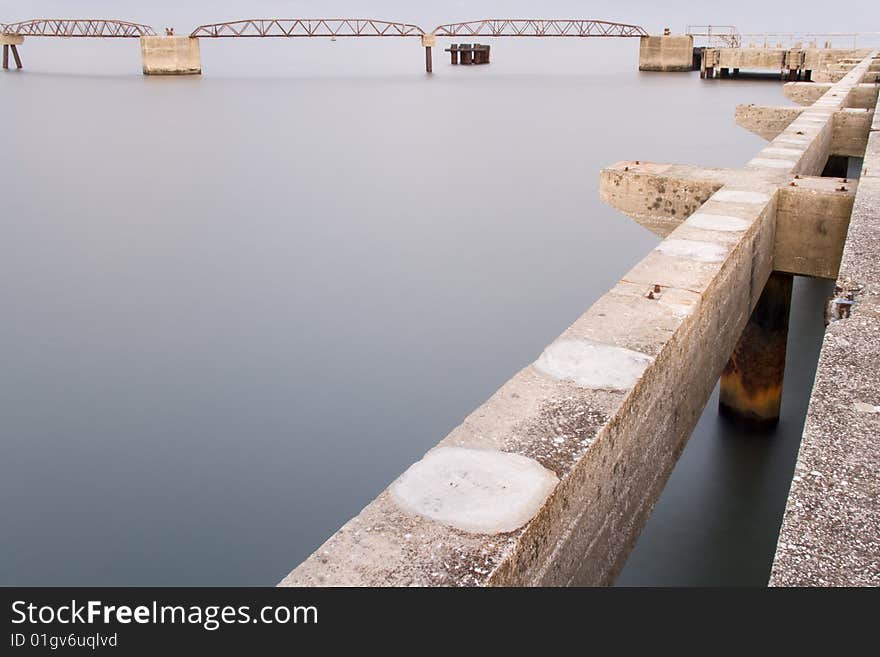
left=1, top=38, right=827, bottom=585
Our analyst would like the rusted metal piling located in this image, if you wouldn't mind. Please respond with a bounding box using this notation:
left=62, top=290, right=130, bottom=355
left=0, top=34, right=24, bottom=69
left=1, top=44, right=22, bottom=69
left=719, top=272, right=793, bottom=428
left=446, top=43, right=491, bottom=65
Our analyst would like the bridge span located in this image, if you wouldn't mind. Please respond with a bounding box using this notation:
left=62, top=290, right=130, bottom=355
left=1, top=16, right=649, bottom=74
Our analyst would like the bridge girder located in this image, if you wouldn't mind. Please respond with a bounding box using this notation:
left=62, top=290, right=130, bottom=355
left=190, top=19, right=425, bottom=39
left=1, top=19, right=155, bottom=37
left=432, top=19, right=648, bottom=38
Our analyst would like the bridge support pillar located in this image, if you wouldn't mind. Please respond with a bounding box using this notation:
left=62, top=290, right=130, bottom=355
left=639, top=35, right=695, bottom=71
left=1, top=34, right=24, bottom=71
left=140, top=36, right=201, bottom=75
left=719, top=272, right=793, bottom=428
left=421, top=34, right=435, bottom=74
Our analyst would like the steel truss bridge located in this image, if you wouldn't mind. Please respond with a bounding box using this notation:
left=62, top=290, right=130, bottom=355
left=1, top=17, right=649, bottom=73
left=187, top=18, right=649, bottom=39
left=432, top=20, right=648, bottom=38
left=0, top=19, right=155, bottom=37
left=190, top=19, right=424, bottom=38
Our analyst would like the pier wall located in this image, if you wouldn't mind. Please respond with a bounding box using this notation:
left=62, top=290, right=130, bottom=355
left=280, top=52, right=879, bottom=587
left=638, top=35, right=694, bottom=71
left=140, top=36, right=201, bottom=75
left=701, top=46, right=871, bottom=80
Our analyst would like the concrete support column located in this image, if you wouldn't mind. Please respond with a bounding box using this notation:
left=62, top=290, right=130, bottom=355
left=140, top=36, right=201, bottom=75
left=638, top=35, right=695, bottom=71
left=421, top=34, right=435, bottom=74
left=1, top=34, right=24, bottom=70
left=719, top=272, right=793, bottom=428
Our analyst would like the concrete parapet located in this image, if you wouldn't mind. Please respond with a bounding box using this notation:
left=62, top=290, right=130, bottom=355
left=638, top=35, right=694, bottom=72
left=280, top=52, right=879, bottom=587
left=140, top=36, right=201, bottom=75
left=770, top=69, right=880, bottom=587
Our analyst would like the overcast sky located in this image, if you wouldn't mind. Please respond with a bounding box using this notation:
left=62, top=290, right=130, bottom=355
left=0, top=1, right=876, bottom=34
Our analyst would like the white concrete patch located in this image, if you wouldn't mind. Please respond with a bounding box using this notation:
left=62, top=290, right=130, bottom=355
left=389, top=446, right=559, bottom=534
left=534, top=339, right=653, bottom=391
left=749, top=158, right=797, bottom=169
left=656, top=238, right=728, bottom=262
left=799, top=115, right=829, bottom=122
left=763, top=147, right=804, bottom=156
left=712, top=189, right=771, bottom=204
left=853, top=401, right=880, bottom=414
left=686, top=213, right=751, bottom=232
left=659, top=301, right=695, bottom=317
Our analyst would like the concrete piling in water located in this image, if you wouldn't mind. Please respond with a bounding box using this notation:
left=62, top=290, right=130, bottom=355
left=0, top=34, right=24, bottom=70
left=421, top=33, right=435, bottom=73
left=719, top=272, right=793, bottom=428
left=639, top=34, right=694, bottom=71
left=140, top=35, right=201, bottom=75
left=444, top=43, right=491, bottom=66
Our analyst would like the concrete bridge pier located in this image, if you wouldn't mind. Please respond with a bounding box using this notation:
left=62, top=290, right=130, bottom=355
left=719, top=272, right=793, bottom=427
left=1, top=34, right=24, bottom=70
left=421, top=34, right=435, bottom=73
left=140, top=35, right=201, bottom=75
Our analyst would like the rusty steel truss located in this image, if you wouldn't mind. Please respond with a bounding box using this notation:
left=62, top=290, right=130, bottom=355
left=190, top=19, right=425, bottom=38
left=1, top=19, right=155, bottom=37
left=432, top=19, right=648, bottom=38
left=188, top=18, right=649, bottom=39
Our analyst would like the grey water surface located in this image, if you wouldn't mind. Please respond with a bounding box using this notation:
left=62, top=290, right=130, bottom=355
left=0, top=37, right=827, bottom=585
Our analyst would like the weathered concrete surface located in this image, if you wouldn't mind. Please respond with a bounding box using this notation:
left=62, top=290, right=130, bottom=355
left=736, top=105, right=804, bottom=140
left=0, top=34, right=24, bottom=46
left=775, top=177, right=856, bottom=279
left=736, top=105, right=874, bottom=157
left=280, top=51, right=878, bottom=588
left=784, top=82, right=878, bottom=109
left=804, top=49, right=871, bottom=73
left=601, top=163, right=856, bottom=279
left=140, top=36, right=201, bottom=75
left=702, top=47, right=871, bottom=80
left=639, top=35, right=694, bottom=72
left=770, top=82, right=880, bottom=586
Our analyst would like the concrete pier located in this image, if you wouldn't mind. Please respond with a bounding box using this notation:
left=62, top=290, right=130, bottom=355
left=421, top=34, right=435, bottom=73
left=784, top=82, right=878, bottom=109
left=735, top=104, right=874, bottom=158
left=1, top=33, right=24, bottom=70
left=638, top=35, right=694, bottom=71
left=770, top=55, right=880, bottom=586
left=140, top=36, right=201, bottom=75
left=445, top=44, right=491, bottom=65
left=279, top=52, right=880, bottom=587
left=701, top=46, right=871, bottom=81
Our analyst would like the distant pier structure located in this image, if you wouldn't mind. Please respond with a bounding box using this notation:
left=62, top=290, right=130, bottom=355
left=445, top=43, right=491, bottom=65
